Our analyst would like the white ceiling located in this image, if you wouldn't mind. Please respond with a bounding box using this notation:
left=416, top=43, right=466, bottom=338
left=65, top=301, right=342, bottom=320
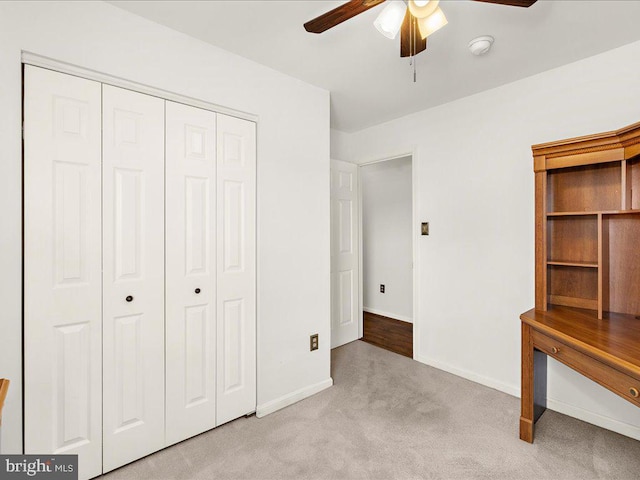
left=110, top=1, right=640, bottom=132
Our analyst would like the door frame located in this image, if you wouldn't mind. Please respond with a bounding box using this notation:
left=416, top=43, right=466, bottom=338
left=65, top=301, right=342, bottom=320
left=357, top=151, right=419, bottom=359
left=21, top=51, right=258, bottom=124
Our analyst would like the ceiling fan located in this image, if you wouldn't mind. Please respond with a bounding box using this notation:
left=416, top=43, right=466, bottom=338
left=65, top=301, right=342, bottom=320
left=304, top=0, right=538, bottom=58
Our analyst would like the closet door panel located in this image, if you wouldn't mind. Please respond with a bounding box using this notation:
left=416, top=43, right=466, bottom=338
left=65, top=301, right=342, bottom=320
left=24, top=66, right=103, bottom=480
left=102, top=85, right=165, bottom=472
left=216, top=114, right=257, bottom=425
left=165, top=101, right=217, bottom=445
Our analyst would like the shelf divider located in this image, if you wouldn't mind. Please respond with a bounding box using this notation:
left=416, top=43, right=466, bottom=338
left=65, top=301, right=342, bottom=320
left=546, top=260, right=598, bottom=268
left=622, top=159, right=629, bottom=210
left=536, top=172, right=547, bottom=311
left=547, top=209, right=640, bottom=217
left=598, top=213, right=603, bottom=319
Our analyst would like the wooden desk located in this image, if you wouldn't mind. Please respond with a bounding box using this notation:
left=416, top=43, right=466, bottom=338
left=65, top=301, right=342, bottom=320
left=520, top=306, right=640, bottom=442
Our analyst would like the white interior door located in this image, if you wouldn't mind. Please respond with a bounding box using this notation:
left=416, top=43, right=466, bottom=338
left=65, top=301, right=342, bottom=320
left=216, top=114, right=256, bottom=426
left=24, top=66, right=103, bottom=480
left=165, top=101, right=217, bottom=445
left=102, top=85, right=165, bottom=472
left=330, top=160, right=360, bottom=348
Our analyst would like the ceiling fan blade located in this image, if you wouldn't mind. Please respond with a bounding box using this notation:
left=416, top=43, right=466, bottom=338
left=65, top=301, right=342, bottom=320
left=400, top=9, right=427, bottom=58
left=472, top=0, right=537, bottom=7
left=304, top=0, right=386, bottom=34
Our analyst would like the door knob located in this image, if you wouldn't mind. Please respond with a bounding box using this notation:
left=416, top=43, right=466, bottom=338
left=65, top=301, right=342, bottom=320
left=126, top=295, right=133, bottom=302
left=630, top=387, right=639, bottom=398
left=195, top=288, right=201, bottom=294
left=551, top=346, right=559, bottom=354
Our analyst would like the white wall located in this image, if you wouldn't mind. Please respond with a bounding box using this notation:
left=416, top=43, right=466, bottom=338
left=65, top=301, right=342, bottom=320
left=332, top=40, right=640, bottom=440
left=0, top=1, right=331, bottom=453
left=361, top=157, right=413, bottom=322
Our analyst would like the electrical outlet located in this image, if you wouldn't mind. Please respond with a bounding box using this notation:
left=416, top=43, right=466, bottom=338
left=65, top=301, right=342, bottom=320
left=310, top=334, right=319, bottom=351
left=380, top=284, right=385, bottom=293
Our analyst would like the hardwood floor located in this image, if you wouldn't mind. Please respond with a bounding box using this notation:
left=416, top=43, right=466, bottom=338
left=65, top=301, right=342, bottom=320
left=361, top=311, right=413, bottom=358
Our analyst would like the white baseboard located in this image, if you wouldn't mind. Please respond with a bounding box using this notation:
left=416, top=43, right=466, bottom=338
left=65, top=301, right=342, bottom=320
left=256, top=378, right=333, bottom=418
left=363, top=307, right=412, bottom=324
left=546, top=398, right=640, bottom=441
left=415, top=354, right=640, bottom=441
left=415, top=355, right=519, bottom=397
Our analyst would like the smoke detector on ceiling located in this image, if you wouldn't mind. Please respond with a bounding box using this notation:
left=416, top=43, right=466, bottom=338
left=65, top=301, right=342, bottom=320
left=468, top=35, right=494, bottom=56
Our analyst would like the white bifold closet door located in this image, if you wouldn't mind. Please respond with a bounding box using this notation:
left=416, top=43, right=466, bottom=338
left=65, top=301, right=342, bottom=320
left=101, top=85, right=165, bottom=472
left=165, top=101, right=217, bottom=445
left=24, top=66, right=103, bottom=480
left=216, top=114, right=257, bottom=425
left=24, top=66, right=257, bottom=478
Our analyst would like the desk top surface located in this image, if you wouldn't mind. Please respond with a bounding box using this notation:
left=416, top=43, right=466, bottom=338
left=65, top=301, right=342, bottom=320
left=521, top=306, right=640, bottom=378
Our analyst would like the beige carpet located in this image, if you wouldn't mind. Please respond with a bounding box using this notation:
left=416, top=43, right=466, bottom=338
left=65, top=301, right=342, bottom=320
left=103, top=340, right=640, bottom=479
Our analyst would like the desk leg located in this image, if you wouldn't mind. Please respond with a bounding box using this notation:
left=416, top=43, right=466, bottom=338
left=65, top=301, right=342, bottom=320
left=520, top=323, right=547, bottom=443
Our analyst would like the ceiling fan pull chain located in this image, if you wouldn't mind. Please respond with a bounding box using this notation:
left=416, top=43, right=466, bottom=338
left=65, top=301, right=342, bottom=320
left=411, top=12, right=417, bottom=82
left=410, top=10, right=413, bottom=56
left=413, top=55, right=417, bottom=83
left=412, top=11, right=415, bottom=57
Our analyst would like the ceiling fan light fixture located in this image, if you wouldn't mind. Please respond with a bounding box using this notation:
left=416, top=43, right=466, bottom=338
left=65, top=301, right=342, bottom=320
left=408, top=0, right=439, bottom=19
left=373, top=1, right=406, bottom=40
left=417, top=7, right=448, bottom=40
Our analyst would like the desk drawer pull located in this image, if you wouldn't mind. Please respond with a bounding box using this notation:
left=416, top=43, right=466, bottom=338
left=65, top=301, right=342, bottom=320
left=631, top=387, right=639, bottom=398
left=551, top=346, right=560, bottom=354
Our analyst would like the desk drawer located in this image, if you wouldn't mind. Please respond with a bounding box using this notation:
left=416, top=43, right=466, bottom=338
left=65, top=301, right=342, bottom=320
left=532, top=330, right=640, bottom=407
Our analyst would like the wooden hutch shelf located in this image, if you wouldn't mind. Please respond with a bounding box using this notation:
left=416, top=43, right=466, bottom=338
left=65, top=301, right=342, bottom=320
left=520, top=121, right=640, bottom=443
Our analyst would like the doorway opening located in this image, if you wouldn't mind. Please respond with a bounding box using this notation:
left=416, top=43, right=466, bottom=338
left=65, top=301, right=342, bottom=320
left=359, top=155, right=414, bottom=358
left=330, top=154, right=416, bottom=358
